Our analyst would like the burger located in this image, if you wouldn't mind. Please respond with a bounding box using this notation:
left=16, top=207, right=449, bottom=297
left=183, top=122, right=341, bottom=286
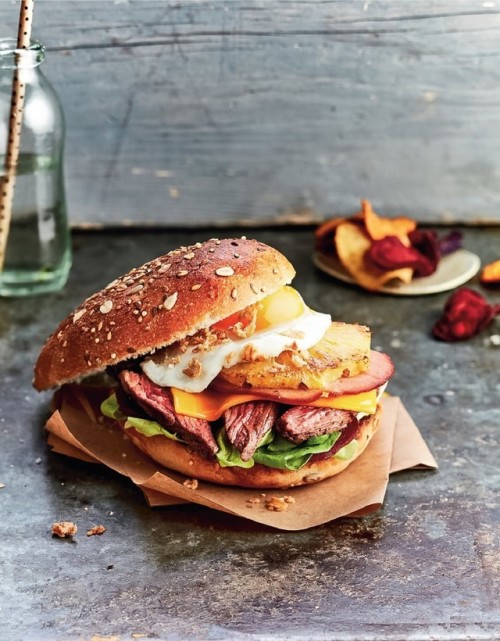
left=34, top=238, right=394, bottom=489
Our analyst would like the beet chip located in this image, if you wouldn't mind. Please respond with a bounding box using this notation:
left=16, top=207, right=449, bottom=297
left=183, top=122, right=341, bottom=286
left=432, top=288, right=500, bottom=342
left=367, top=235, right=435, bottom=277
left=408, top=230, right=440, bottom=277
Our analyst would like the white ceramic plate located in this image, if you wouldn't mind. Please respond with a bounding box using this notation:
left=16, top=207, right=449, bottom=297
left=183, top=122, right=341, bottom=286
left=313, top=249, right=481, bottom=296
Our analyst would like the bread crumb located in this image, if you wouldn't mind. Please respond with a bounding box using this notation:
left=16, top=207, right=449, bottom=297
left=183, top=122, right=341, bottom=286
left=246, top=497, right=261, bottom=505
left=87, top=525, right=106, bottom=537
left=265, top=496, right=294, bottom=512
left=183, top=478, right=199, bottom=490
left=51, top=521, right=78, bottom=538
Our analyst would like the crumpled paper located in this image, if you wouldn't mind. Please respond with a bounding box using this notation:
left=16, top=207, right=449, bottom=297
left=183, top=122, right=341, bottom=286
left=45, top=385, right=437, bottom=530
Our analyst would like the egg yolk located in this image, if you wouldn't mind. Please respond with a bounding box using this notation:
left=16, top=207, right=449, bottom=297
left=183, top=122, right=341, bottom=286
left=213, top=286, right=305, bottom=335
left=255, top=286, right=305, bottom=331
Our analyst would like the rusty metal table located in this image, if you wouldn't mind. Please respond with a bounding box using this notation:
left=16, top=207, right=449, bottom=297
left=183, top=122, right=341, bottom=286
left=1, top=226, right=499, bottom=640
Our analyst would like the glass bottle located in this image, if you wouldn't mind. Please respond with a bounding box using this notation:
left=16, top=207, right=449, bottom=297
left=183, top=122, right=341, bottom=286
left=0, top=38, right=71, bottom=296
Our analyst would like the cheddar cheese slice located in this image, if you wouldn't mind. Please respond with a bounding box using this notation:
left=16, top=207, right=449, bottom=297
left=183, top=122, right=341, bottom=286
left=171, top=387, right=377, bottom=421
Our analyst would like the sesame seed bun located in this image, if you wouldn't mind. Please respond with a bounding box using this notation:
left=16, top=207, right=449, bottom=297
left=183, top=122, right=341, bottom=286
left=123, top=407, right=382, bottom=489
left=34, top=238, right=295, bottom=391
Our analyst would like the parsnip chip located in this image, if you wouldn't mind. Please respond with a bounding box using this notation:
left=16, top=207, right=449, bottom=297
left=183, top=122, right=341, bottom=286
left=360, top=200, right=416, bottom=243
left=335, top=221, right=413, bottom=291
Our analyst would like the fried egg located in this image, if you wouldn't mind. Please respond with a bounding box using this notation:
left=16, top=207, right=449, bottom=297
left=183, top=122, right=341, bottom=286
left=141, top=287, right=331, bottom=393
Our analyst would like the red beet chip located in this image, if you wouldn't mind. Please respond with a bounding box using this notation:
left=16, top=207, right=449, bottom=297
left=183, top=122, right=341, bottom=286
left=432, top=288, right=499, bottom=342
left=408, top=230, right=440, bottom=276
left=367, top=235, right=435, bottom=277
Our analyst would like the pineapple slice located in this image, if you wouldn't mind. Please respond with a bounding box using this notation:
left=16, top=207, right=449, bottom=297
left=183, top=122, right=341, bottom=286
left=219, top=322, right=371, bottom=390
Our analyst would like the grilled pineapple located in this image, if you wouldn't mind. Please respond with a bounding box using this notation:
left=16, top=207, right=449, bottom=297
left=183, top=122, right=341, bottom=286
left=219, top=322, right=371, bottom=390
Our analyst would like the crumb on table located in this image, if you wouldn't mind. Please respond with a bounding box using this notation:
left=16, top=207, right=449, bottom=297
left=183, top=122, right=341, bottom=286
left=51, top=521, right=78, bottom=538
left=87, top=524, right=106, bottom=537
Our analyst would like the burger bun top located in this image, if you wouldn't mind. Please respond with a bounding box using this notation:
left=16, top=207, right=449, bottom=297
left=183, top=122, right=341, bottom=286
left=34, top=238, right=295, bottom=391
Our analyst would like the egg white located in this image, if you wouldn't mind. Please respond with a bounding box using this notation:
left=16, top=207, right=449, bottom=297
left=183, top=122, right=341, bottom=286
left=141, top=308, right=332, bottom=393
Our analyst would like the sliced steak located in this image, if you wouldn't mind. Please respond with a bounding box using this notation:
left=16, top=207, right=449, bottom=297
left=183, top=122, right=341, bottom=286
left=309, top=416, right=363, bottom=462
left=224, top=401, right=279, bottom=461
left=275, top=405, right=357, bottom=444
left=118, top=370, right=218, bottom=456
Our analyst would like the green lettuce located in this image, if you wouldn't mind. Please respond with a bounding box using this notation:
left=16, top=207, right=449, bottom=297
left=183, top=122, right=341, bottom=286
left=101, top=394, right=180, bottom=441
left=101, top=393, right=358, bottom=471
left=253, top=431, right=341, bottom=470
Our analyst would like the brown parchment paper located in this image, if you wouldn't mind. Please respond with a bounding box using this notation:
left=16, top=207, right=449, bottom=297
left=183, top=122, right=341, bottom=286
left=45, top=386, right=437, bottom=531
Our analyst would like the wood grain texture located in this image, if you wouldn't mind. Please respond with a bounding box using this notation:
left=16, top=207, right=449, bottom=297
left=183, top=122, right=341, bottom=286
left=1, top=0, right=500, bottom=225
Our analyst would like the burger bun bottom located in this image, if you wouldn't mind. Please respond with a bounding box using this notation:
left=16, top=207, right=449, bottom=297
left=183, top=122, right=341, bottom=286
left=124, top=406, right=382, bottom=489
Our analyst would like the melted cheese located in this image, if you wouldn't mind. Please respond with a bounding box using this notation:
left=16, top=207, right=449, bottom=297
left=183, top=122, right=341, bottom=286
left=171, top=387, right=378, bottom=421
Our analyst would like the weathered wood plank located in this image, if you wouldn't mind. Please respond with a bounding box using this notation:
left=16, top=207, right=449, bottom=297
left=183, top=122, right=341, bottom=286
left=1, top=1, right=500, bottom=225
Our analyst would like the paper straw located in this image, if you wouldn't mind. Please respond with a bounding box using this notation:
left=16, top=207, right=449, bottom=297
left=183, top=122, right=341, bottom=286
left=0, top=0, right=36, bottom=271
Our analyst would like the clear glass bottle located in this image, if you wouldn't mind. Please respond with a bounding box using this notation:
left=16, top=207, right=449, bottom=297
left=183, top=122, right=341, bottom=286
left=0, top=38, right=71, bottom=296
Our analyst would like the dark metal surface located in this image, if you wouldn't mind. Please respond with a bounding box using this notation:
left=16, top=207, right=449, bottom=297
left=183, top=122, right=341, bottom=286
left=1, top=227, right=499, bottom=640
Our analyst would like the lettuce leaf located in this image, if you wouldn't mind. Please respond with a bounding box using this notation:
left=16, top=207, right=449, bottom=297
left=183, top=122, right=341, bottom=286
left=101, top=394, right=180, bottom=441
left=253, top=431, right=341, bottom=470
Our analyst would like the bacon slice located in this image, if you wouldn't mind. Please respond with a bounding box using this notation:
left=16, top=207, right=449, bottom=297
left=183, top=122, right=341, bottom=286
left=212, top=351, right=393, bottom=401
left=323, top=350, right=394, bottom=396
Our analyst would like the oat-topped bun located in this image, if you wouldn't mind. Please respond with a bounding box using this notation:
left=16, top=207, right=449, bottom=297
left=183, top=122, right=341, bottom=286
left=34, top=238, right=295, bottom=391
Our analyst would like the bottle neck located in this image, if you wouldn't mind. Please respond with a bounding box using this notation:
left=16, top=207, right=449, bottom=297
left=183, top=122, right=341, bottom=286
left=0, top=38, right=45, bottom=70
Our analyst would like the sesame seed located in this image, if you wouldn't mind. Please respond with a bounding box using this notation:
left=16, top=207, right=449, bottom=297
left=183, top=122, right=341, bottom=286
left=107, top=332, right=112, bottom=341
left=141, top=310, right=148, bottom=317
left=163, top=292, right=178, bottom=310
left=191, top=284, right=202, bottom=291
left=215, top=266, right=234, bottom=277
left=177, top=270, right=189, bottom=277
left=73, top=309, right=86, bottom=323
left=133, top=310, right=139, bottom=315
left=250, top=283, right=258, bottom=293
left=273, top=268, right=278, bottom=274
left=158, top=264, right=170, bottom=273
left=97, top=321, right=103, bottom=331
left=60, top=358, right=65, bottom=363
left=195, top=242, right=202, bottom=248
left=231, top=288, right=238, bottom=300
left=184, top=252, right=195, bottom=260
left=233, top=253, right=240, bottom=258
left=111, top=353, right=117, bottom=359
left=137, top=316, right=143, bottom=324
left=95, top=338, right=100, bottom=344
left=208, top=248, right=215, bottom=253
left=127, top=284, right=144, bottom=295
left=100, top=300, right=113, bottom=314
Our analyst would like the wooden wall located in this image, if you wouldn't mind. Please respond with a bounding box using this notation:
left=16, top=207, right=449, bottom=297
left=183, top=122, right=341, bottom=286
left=1, top=0, right=500, bottom=226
